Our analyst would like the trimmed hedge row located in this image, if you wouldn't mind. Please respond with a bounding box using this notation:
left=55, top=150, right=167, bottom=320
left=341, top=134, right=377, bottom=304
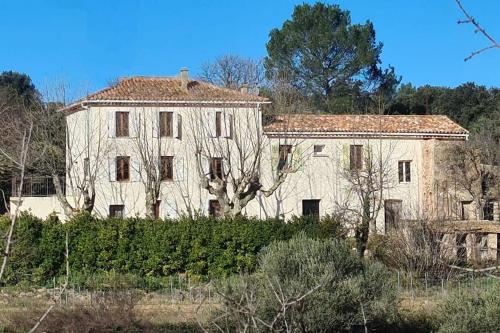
left=0, top=213, right=343, bottom=286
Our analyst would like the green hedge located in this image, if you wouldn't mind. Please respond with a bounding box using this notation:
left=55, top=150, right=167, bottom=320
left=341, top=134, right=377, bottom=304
left=0, top=213, right=343, bottom=287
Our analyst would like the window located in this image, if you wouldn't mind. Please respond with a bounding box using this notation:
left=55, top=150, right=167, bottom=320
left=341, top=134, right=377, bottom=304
left=209, top=200, right=223, bottom=218
left=302, top=200, right=320, bottom=219
left=215, top=111, right=222, bottom=137
left=461, top=201, right=473, bottom=220
left=109, top=205, right=125, bottom=218
left=159, top=112, right=173, bottom=137
left=115, top=112, right=129, bottom=137
left=210, top=158, right=223, bottom=180
left=484, top=200, right=494, bottom=221
left=313, top=145, right=325, bottom=156
left=116, top=156, right=130, bottom=182
left=278, top=145, right=292, bottom=172
left=161, top=156, right=174, bottom=181
left=398, top=161, right=411, bottom=183
left=349, top=145, right=363, bottom=171
left=384, top=200, right=402, bottom=232
left=154, top=200, right=161, bottom=219
left=83, top=157, right=90, bottom=177
left=227, top=114, right=233, bottom=139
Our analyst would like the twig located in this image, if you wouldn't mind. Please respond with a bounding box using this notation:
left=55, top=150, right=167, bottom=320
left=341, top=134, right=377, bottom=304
left=28, top=232, right=70, bottom=333
left=449, top=264, right=500, bottom=273
left=455, top=0, right=500, bottom=61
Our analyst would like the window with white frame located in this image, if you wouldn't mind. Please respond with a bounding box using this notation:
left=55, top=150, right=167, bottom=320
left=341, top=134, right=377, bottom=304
left=398, top=161, right=411, bottom=183
left=313, top=145, right=325, bottom=156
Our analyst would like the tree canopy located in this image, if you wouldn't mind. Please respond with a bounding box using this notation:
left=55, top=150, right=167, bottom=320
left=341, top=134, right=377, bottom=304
left=264, top=2, right=399, bottom=113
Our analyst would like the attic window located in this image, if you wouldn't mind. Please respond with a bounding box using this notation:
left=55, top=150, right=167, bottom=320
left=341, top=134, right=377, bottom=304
left=313, top=145, right=325, bottom=156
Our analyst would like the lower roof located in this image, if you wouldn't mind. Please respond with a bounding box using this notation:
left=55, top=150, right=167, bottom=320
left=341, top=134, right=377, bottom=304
left=264, top=114, right=468, bottom=137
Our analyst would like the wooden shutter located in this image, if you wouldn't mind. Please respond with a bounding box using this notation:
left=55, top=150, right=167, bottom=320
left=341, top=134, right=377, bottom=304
left=173, top=113, right=179, bottom=138
left=342, top=144, right=349, bottom=169
left=108, top=157, right=116, bottom=181
left=175, top=156, right=184, bottom=181
left=152, top=111, right=160, bottom=138
left=129, top=110, right=138, bottom=138
left=176, top=114, right=183, bottom=140
left=131, top=157, right=141, bottom=182
left=223, top=113, right=233, bottom=138
left=108, top=111, right=116, bottom=138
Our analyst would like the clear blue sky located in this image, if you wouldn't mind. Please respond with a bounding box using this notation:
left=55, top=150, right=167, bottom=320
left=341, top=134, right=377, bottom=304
left=1, top=0, right=498, bottom=99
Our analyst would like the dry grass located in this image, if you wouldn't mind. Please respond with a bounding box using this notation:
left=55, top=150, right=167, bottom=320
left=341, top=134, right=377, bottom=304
left=0, top=290, right=211, bottom=332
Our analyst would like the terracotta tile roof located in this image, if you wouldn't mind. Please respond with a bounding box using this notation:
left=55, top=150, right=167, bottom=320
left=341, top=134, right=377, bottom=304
left=264, top=114, right=468, bottom=135
left=84, top=76, right=268, bottom=103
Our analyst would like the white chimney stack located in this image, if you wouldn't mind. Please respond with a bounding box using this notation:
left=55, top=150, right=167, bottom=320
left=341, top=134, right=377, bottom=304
left=180, top=67, right=189, bottom=92
left=240, top=83, right=249, bottom=94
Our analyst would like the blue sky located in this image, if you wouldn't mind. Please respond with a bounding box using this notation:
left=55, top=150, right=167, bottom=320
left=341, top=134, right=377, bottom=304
left=0, top=0, right=498, bottom=99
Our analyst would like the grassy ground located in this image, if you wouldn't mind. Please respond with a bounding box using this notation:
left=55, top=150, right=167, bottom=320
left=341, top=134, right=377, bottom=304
left=0, top=289, right=455, bottom=333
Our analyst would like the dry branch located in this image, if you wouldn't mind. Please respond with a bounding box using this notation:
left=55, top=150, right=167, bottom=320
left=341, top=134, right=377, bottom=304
left=456, top=0, right=500, bottom=61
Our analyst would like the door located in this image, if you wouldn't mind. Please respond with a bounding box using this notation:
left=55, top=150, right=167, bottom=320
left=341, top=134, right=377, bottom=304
left=384, top=200, right=402, bottom=232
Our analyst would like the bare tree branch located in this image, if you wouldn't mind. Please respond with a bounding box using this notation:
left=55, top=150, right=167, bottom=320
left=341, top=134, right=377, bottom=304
left=456, top=0, right=500, bottom=61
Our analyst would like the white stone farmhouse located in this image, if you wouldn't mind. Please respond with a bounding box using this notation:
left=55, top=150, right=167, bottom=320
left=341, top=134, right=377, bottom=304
left=11, top=69, right=500, bottom=259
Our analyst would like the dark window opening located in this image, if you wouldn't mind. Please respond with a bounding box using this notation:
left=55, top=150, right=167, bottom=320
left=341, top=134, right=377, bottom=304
left=461, top=201, right=473, bottom=220
left=154, top=200, right=161, bottom=219
left=278, top=145, right=292, bottom=172
left=116, top=112, right=129, bottom=137
left=456, top=234, right=467, bottom=264
left=160, top=112, right=173, bottom=137
left=116, top=156, right=130, bottom=182
left=109, top=205, right=125, bottom=218
left=210, top=158, right=223, bottom=180
left=216, top=112, right=222, bottom=137
left=161, top=156, right=174, bottom=181
left=83, top=157, right=90, bottom=178
left=313, top=145, right=325, bottom=155
left=227, top=114, right=233, bottom=139
left=484, top=200, right=494, bottom=221
left=350, top=145, right=363, bottom=171
left=302, top=200, right=320, bottom=219
left=385, top=200, right=402, bottom=232
left=209, top=200, right=223, bottom=218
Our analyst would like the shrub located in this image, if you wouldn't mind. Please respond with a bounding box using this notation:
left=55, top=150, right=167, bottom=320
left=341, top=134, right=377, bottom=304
left=436, top=280, right=500, bottom=333
left=0, top=213, right=343, bottom=287
left=213, top=233, right=397, bottom=332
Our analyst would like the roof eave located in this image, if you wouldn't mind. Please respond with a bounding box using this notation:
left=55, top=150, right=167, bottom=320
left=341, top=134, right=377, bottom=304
left=264, top=130, right=469, bottom=140
left=59, top=98, right=270, bottom=113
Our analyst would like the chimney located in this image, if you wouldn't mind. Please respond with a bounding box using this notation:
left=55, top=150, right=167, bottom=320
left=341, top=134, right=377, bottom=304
left=239, top=83, right=249, bottom=94
left=180, top=67, right=189, bottom=92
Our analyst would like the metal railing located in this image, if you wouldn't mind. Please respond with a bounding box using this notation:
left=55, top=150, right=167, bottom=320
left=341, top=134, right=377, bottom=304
left=11, top=176, right=65, bottom=197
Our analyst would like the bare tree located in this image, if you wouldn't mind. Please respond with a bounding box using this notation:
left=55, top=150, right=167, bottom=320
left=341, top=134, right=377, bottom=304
left=130, top=107, right=181, bottom=218
left=455, top=0, right=499, bottom=61
left=200, top=54, right=265, bottom=90
left=0, top=89, right=41, bottom=283
left=38, top=83, right=110, bottom=218
left=335, top=138, right=395, bottom=257
left=189, top=79, right=308, bottom=218
left=443, top=142, right=499, bottom=220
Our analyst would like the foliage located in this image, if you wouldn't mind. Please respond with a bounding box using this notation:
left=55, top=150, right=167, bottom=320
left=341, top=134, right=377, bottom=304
left=387, top=82, right=500, bottom=134
left=213, top=233, right=397, bottom=332
left=265, top=2, right=400, bottom=113
left=0, top=213, right=343, bottom=287
left=436, top=281, right=500, bottom=333
left=0, top=71, right=40, bottom=105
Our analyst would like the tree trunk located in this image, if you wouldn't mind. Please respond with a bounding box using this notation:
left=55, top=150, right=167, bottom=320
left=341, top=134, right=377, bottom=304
left=145, top=189, right=156, bottom=219
left=52, top=175, right=75, bottom=218
left=356, top=197, right=371, bottom=258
